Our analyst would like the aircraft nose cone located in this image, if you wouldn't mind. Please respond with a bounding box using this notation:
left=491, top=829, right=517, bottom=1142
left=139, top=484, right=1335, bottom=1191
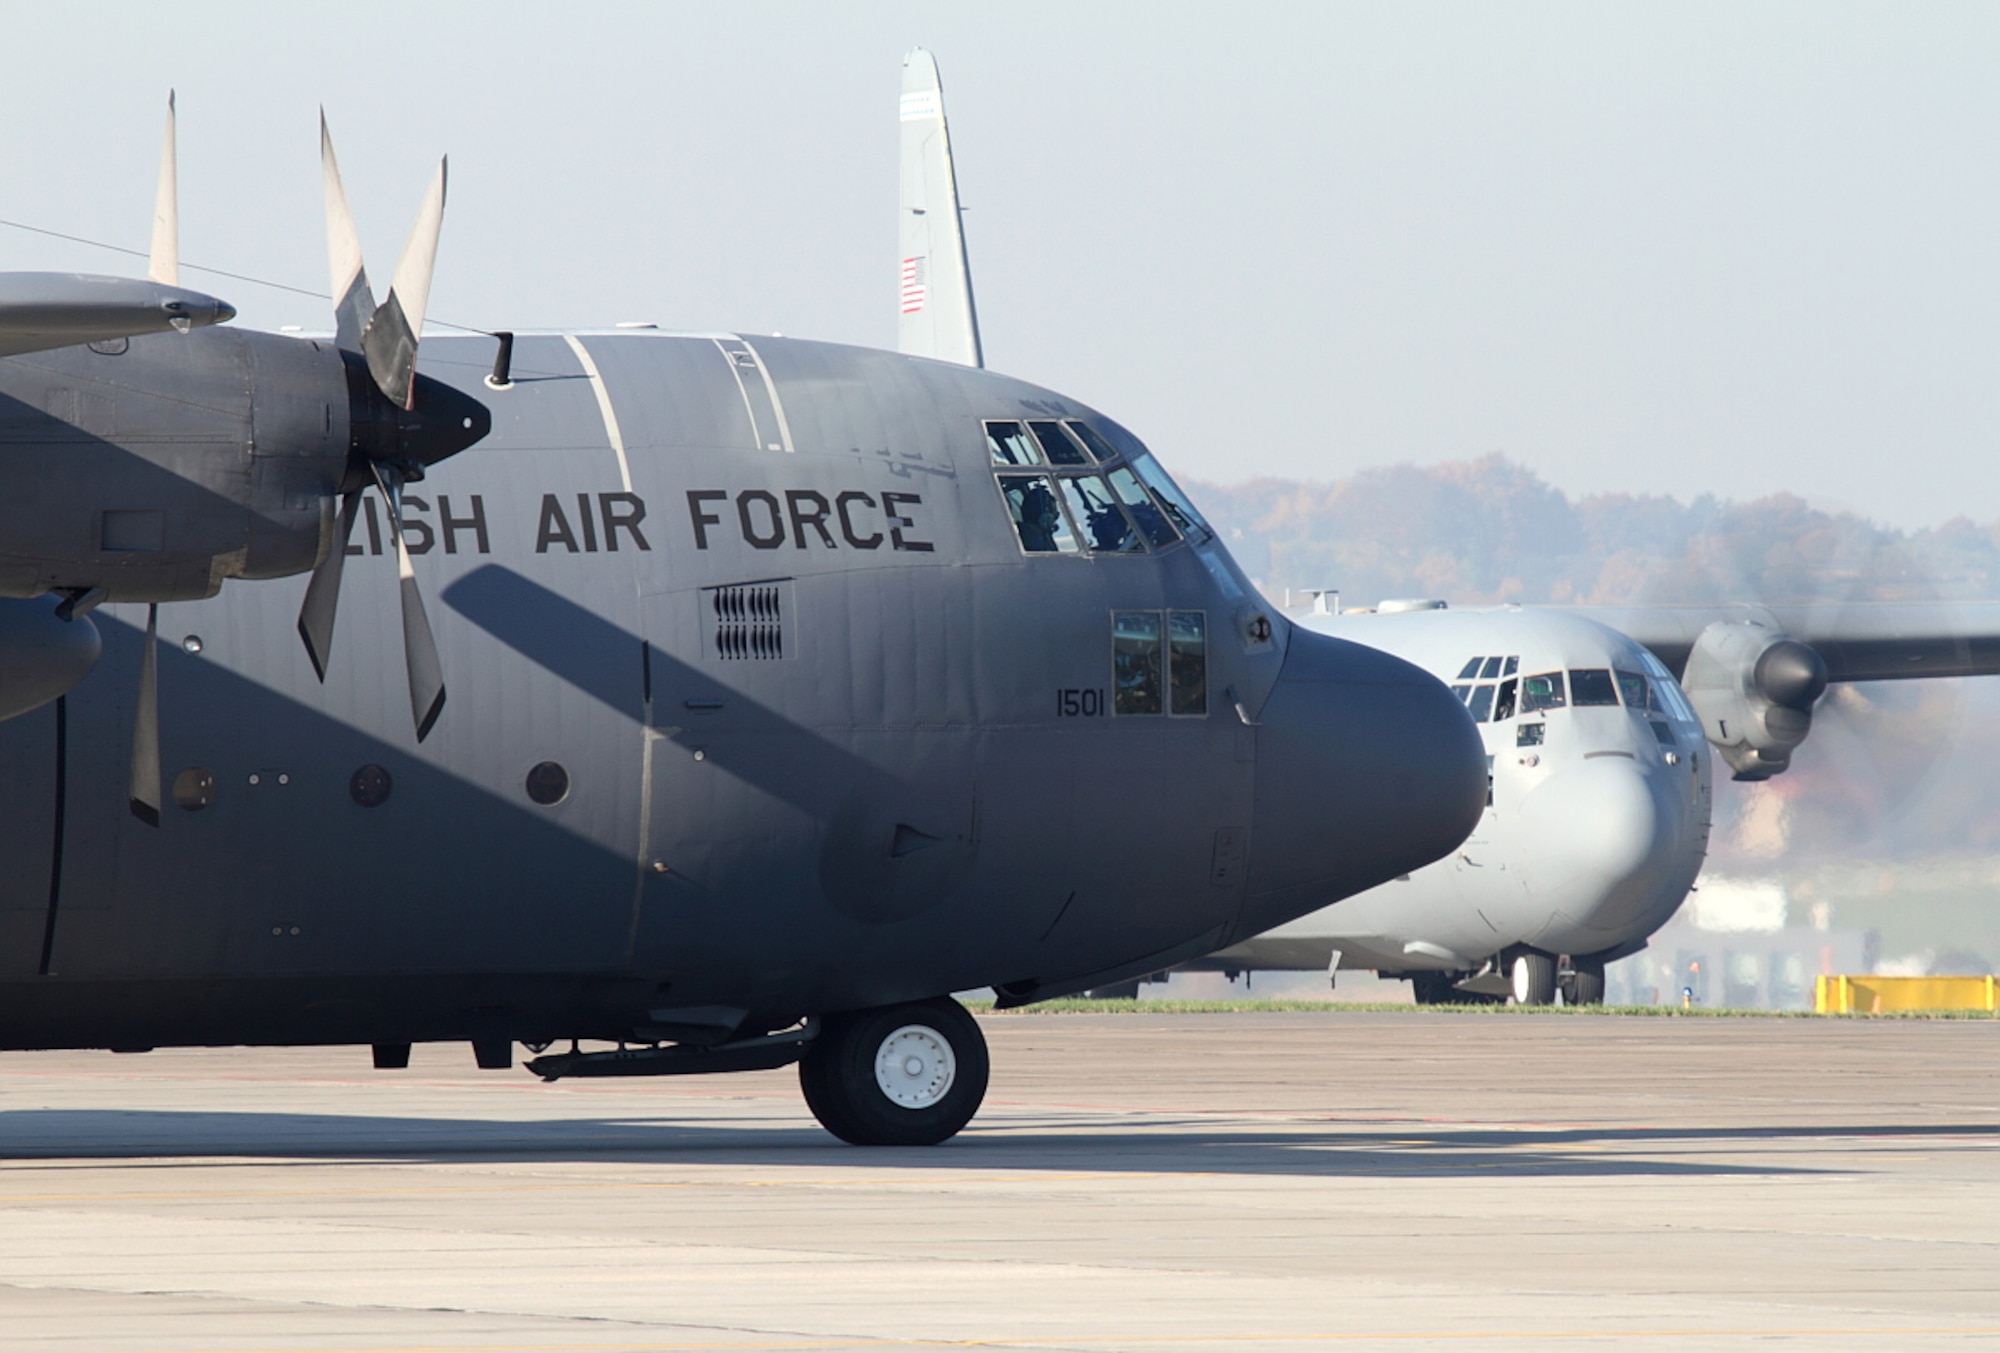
left=1238, top=629, right=1487, bottom=940
left=1516, top=755, right=1682, bottom=937
left=157, top=283, right=236, bottom=329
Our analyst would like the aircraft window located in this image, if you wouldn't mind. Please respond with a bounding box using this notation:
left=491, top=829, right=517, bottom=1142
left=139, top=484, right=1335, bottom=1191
left=1067, top=420, right=1120, bottom=462
left=985, top=420, right=1043, bottom=467
left=1451, top=683, right=1471, bottom=702
left=1028, top=419, right=1092, bottom=466
left=1615, top=669, right=1649, bottom=709
left=1058, top=474, right=1144, bottom=553
left=1113, top=611, right=1164, bottom=714
left=1650, top=720, right=1676, bottom=746
left=1569, top=669, right=1618, bottom=707
left=1128, top=454, right=1213, bottom=540
left=1520, top=671, right=1567, bottom=713
left=1503, top=656, right=1519, bottom=676
left=1169, top=611, right=1208, bottom=715
left=997, top=474, right=1081, bottom=554
left=172, top=768, right=215, bottom=812
left=349, top=764, right=393, bottom=808
left=1480, top=657, right=1504, bottom=679
left=1493, top=677, right=1518, bottom=721
left=1466, top=684, right=1495, bottom=723
left=526, top=761, right=570, bottom=806
left=1456, top=658, right=1483, bottom=680
left=1517, top=722, right=1545, bottom=747
left=1106, top=466, right=1180, bottom=547
left=1636, top=651, right=1700, bottom=723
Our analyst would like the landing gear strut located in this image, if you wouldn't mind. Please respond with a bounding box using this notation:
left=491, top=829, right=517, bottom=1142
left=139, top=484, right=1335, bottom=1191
left=799, top=996, right=989, bottom=1146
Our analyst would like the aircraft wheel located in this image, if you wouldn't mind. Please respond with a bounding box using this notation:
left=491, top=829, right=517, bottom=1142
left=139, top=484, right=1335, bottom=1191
left=1569, top=960, right=1606, bottom=1006
left=1508, top=950, right=1557, bottom=1005
left=799, top=996, right=989, bottom=1146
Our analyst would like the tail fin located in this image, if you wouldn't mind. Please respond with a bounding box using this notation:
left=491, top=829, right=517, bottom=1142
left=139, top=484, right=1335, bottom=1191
left=897, top=48, right=982, bottom=367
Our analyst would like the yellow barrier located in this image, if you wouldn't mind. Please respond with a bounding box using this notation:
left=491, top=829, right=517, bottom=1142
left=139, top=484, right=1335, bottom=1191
left=1814, top=974, right=1999, bottom=1014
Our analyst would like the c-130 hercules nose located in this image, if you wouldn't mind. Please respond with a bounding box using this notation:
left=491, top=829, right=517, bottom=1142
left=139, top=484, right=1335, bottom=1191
left=1236, top=627, right=1488, bottom=941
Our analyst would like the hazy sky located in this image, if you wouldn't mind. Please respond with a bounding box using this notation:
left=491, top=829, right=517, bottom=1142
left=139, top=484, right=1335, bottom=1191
left=9, top=3, right=1999, bottom=529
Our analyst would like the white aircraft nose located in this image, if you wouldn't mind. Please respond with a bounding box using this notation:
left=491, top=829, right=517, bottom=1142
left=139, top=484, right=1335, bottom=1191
left=1515, top=754, right=1685, bottom=943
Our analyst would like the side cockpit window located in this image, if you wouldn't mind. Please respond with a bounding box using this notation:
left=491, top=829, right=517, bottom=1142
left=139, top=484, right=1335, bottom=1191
left=998, top=474, right=1080, bottom=553
left=1520, top=671, right=1567, bottom=713
left=1114, top=610, right=1207, bottom=716
left=985, top=418, right=1199, bottom=558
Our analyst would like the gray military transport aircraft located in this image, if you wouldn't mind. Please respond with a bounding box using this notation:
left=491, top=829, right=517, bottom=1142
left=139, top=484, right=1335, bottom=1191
left=0, top=87, right=1488, bottom=1145
left=889, top=50, right=2000, bottom=1011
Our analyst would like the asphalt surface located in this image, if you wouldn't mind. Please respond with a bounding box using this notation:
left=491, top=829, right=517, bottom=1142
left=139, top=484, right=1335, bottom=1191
left=2, top=1011, right=1997, bottom=1351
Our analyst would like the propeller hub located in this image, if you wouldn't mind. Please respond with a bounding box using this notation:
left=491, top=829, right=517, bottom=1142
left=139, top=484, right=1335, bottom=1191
left=1755, top=639, right=1829, bottom=711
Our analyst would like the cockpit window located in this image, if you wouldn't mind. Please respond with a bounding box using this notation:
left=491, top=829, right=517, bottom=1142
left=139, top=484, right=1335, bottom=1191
left=1106, top=466, right=1180, bottom=547
left=1569, top=668, right=1618, bottom=707
left=1502, top=655, right=1519, bottom=676
left=1113, top=611, right=1165, bottom=714
left=1494, top=677, right=1518, bottom=720
left=998, top=474, right=1080, bottom=553
left=1614, top=669, right=1649, bottom=709
left=1520, top=671, right=1567, bottom=713
left=1479, top=656, right=1504, bottom=679
left=1058, top=474, right=1146, bottom=553
left=1457, top=658, right=1483, bottom=680
left=1028, top=420, right=1092, bottom=466
left=1466, top=684, right=1495, bottom=722
left=1067, top=420, right=1118, bottom=462
left=1636, top=650, right=1700, bottom=723
left=1128, top=453, right=1212, bottom=541
left=986, top=420, right=1042, bottom=467
left=1168, top=611, right=1208, bottom=715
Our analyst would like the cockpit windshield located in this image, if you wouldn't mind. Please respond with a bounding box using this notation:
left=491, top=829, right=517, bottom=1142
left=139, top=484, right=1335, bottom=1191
left=1520, top=671, right=1567, bottom=713
left=997, top=474, right=1080, bottom=553
left=984, top=417, right=1205, bottom=558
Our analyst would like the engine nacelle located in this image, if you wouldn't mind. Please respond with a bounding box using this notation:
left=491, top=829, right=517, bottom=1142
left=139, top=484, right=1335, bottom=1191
left=1679, top=620, right=1829, bottom=781
left=0, top=328, right=486, bottom=604
left=0, top=595, right=100, bottom=722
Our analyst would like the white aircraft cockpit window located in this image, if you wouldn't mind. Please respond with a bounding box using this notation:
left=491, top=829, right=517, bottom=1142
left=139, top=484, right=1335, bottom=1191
left=1113, top=611, right=1165, bottom=714
left=1067, top=420, right=1119, bottom=462
left=986, top=420, right=1043, bottom=467
left=1614, top=669, right=1649, bottom=709
left=1466, top=684, right=1496, bottom=722
left=1105, top=466, right=1180, bottom=547
left=1169, top=611, right=1208, bottom=715
left=1451, top=683, right=1471, bottom=702
left=1456, top=658, right=1484, bottom=680
left=998, top=474, right=1080, bottom=553
left=1028, top=419, right=1092, bottom=466
left=1502, top=656, right=1519, bottom=676
left=1635, top=650, right=1700, bottom=723
left=1480, top=656, right=1504, bottom=679
left=1569, top=669, right=1618, bottom=706
left=1058, top=474, right=1146, bottom=553
left=1520, top=671, right=1567, bottom=713
left=1494, top=677, right=1518, bottom=720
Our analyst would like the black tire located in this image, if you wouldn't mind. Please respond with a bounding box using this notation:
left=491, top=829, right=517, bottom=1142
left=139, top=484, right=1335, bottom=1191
left=1569, top=960, right=1606, bottom=1006
left=799, top=997, right=990, bottom=1146
left=1509, top=949, right=1557, bottom=1005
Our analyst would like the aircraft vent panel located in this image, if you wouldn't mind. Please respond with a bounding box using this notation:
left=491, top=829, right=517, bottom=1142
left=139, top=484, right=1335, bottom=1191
left=704, top=580, right=791, bottom=661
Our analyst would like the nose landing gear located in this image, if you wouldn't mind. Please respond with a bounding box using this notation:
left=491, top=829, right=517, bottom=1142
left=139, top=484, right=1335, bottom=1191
left=800, top=996, right=990, bottom=1145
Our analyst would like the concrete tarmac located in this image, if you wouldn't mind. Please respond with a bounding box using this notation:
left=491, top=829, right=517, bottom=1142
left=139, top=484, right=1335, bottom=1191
left=2, top=1011, right=1997, bottom=1351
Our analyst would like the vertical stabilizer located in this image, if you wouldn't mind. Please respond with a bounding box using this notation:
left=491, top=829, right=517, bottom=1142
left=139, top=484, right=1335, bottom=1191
left=898, top=48, right=983, bottom=367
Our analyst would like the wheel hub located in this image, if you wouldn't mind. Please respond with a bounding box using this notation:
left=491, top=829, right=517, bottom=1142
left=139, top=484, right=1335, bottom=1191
left=874, top=1024, right=956, bottom=1109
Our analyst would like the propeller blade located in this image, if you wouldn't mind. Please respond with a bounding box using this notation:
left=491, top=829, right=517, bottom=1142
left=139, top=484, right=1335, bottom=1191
left=361, top=157, right=447, bottom=411
left=297, top=488, right=361, bottom=680
left=130, top=603, right=161, bottom=826
left=320, top=111, right=376, bottom=352
left=146, top=92, right=178, bottom=287
left=371, top=465, right=446, bottom=741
